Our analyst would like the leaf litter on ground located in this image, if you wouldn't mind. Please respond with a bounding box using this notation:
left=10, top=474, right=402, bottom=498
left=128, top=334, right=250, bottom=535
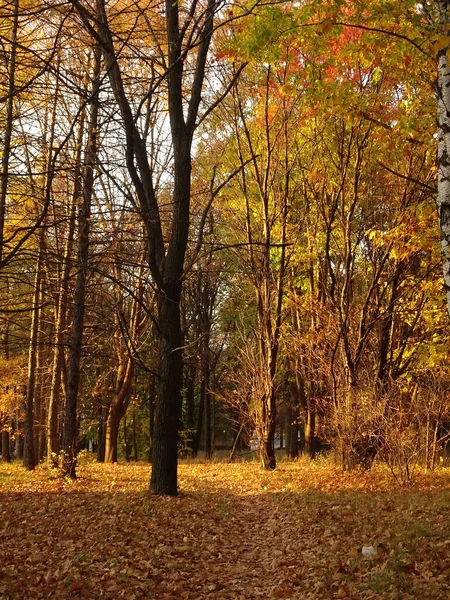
left=0, top=458, right=449, bottom=599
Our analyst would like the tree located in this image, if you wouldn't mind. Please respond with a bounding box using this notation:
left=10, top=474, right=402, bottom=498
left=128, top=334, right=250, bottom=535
left=70, top=0, right=234, bottom=494
left=62, top=46, right=101, bottom=477
left=435, top=1, right=450, bottom=315
left=104, top=257, right=145, bottom=463
left=221, top=64, right=294, bottom=468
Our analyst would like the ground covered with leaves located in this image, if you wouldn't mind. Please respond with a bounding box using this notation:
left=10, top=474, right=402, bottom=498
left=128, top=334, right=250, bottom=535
left=0, top=459, right=449, bottom=599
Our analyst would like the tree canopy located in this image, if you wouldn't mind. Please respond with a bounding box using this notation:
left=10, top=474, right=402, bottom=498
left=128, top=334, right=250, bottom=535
left=0, top=0, right=449, bottom=493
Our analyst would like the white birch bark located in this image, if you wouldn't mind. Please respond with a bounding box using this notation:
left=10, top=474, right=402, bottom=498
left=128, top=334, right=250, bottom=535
left=436, top=1, right=450, bottom=313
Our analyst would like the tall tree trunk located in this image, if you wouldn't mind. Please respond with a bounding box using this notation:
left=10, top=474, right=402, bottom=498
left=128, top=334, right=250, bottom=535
left=150, top=289, right=184, bottom=494
left=104, top=259, right=143, bottom=464
left=132, top=402, right=138, bottom=461
left=47, top=117, right=84, bottom=466
left=202, top=332, right=212, bottom=458
left=204, top=376, right=212, bottom=459
left=1, top=282, right=11, bottom=463
left=23, top=235, right=44, bottom=470
left=33, top=285, right=46, bottom=463
left=192, top=374, right=205, bottom=457
left=73, top=0, right=217, bottom=494
left=185, top=362, right=196, bottom=431
left=148, top=374, right=155, bottom=463
left=62, top=48, right=100, bottom=477
left=436, top=1, right=450, bottom=315
left=0, top=0, right=18, bottom=266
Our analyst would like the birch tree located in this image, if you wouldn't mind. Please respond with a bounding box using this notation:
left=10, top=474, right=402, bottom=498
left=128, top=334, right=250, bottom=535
left=436, top=1, right=450, bottom=314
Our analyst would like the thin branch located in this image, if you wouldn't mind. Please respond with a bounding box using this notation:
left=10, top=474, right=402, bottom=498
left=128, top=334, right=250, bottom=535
left=378, top=161, right=437, bottom=193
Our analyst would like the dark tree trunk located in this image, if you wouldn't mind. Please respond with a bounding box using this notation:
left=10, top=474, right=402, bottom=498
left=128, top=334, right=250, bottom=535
left=1, top=429, right=11, bottom=463
left=72, top=0, right=217, bottom=494
left=204, top=361, right=212, bottom=459
left=62, top=48, right=100, bottom=478
left=305, top=403, right=317, bottom=458
left=97, top=405, right=106, bottom=463
left=148, top=374, right=155, bottom=462
left=285, top=382, right=300, bottom=459
left=150, top=290, right=183, bottom=495
left=185, top=362, right=195, bottom=431
left=192, top=378, right=205, bottom=457
left=47, top=118, right=83, bottom=467
left=15, top=410, right=23, bottom=460
left=377, top=272, right=400, bottom=392
left=33, top=296, right=46, bottom=464
left=261, top=388, right=277, bottom=469
left=0, top=0, right=18, bottom=266
left=123, top=416, right=130, bottom=462
left=286, top=410, right=299, bottom=460
left=132, top=403, right=138, bottom=461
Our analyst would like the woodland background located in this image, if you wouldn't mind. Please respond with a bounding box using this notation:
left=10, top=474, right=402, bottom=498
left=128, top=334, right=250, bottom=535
left=1, top=0, right=450, bottom=490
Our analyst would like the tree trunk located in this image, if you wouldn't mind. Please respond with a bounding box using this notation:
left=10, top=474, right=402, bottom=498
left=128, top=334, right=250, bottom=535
left=285, top=405, right=299, bottom=460
left=228, top=423, right=244, bottom=463
left=15, top=409, right=23, bottom=459
left=148, top=373, right=155, bottom=463
left=0, top=0, right=18, bottom=266
left=132, top=403, right=138, bottom=461
left=123, top=416, right=130, bottom=462
left=62, top=48, right=100, bottom=477
left=97, top=404, right=106, bottom=463
left=185, top=362, right=195, bottom=431
left=72, top=0, right=217, bottom=495
left=192, top=377, right=205, bottom=457
left=47, top=117, right=83, bottom=467
left=23, top=234, right=45, bottom=470
left=2, top=429, right=11, bottom=463
left=150, top=290, right=183, bottom=495
left=103, top=363, right=135, bottom=463
left=33, top=321, right=45, bottom=463
left=436, top=1, right=450, bottom=315
left=104, top=409, right=121, bottom=463
left=288, top=418, right=299, bottom=459
left=286, top=381, right=301, bottom=459
left=103, top=260, right=142, bottom=464
left=260, top=388, right=277, bottom=469
left=305, top=402, right=317, bottom=458
left=204, top=361, right=212, bottom=459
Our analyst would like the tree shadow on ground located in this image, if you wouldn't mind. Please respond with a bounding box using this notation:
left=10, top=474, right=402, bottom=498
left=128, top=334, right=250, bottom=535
left=1, top=462, right=450, bottom=599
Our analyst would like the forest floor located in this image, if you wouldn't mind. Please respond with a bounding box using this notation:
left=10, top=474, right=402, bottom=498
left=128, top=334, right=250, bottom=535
left=0, top=458, right=450, bottom=600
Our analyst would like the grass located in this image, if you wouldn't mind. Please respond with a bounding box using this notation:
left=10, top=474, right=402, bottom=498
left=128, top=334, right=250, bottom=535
left=0, top=458, right=449, bottom=599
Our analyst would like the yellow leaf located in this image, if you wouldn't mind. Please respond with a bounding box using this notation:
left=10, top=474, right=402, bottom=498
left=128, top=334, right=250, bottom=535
left=434, top=34, right=450, bottom=53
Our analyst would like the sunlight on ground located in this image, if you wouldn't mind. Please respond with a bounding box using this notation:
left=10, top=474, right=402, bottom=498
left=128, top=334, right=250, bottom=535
left=1, top=459, right=449, bottom=599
